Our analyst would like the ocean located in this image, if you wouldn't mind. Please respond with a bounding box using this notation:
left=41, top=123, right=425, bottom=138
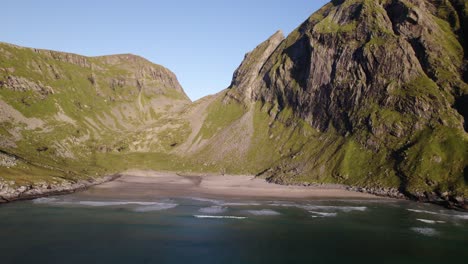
left=0, top=195, right=467, bottom=264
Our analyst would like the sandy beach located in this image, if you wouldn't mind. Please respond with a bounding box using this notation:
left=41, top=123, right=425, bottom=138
left=76, top=170, right=382, bottom=200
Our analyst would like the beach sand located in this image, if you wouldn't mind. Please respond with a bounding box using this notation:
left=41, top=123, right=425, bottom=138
left=76, top=170, right=383, bottom=200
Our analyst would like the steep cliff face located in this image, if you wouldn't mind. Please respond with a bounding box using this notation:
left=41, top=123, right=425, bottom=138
left=232, top=0, right=466, bottom=132
left=220, top=0, right=467, bottom=199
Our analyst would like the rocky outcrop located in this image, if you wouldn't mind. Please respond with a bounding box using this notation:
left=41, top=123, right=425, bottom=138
left=1, top=76, right=54, bottom=97
left=0, top=174, right=120, bottom=203
left=0, top=151, right=16, bottom=168
left=97, top=54, right=188, bottom=98
left=229, top=30, right=285, bottom=101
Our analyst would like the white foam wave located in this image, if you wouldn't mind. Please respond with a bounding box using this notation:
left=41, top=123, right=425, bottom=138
left=416, top=219, right=446, bottom=224
left=408, top=209, right=468, bottom=220
left=199, top=206, right=227, bottom=214
left=32, top=197, right=59, bottom=204
left=189, top=197, right=223, bottom=204
left=407, top=209, right=440, bottom=215
left=454, top=214, right=468, bottom=220
left=270, top=202, right=367, bottom=213
left=411, top=227, right=439, bottom=236
left=194, top=215, right=247, bottom=220
left=245, top=209, right=281, bottom=216
left=308, top=211, right=337, bottom=217
left=78, top=201, right=159, bottom=207
left=221, top=202, right=262, bottom=206
left=268, top=202, right=297, bottom=207
left=133, top=203, right=178, bottom=212
left=300, top=205, right=367, bottom=212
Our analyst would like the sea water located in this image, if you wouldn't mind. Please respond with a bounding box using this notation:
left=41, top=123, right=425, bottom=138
left=0, top=195, right=467, bottom=264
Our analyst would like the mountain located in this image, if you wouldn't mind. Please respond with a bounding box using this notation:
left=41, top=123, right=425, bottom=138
left=0, top=42, right=190, bottom=188
left=176, top=0, right=468, bottom=204
left=1, top=0, right=467, bottom=207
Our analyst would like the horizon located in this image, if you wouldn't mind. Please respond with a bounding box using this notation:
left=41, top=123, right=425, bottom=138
left=3, top=0, right=329, bottom=101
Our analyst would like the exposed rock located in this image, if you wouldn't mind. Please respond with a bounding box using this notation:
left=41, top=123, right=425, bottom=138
left=229, top=30, right=285, bottom=101
left=346, top=186, right=406, bottom=199
left=97, top=54, right=188, bottom=98
left=0, top=174, right=121, bottom=203
left=0, top=152, right=17, bottom=167
left=1, top=76, right=54, bottom=97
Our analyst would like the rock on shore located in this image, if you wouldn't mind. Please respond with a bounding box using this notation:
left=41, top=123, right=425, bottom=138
left=0, top=174, right=120, bottom=203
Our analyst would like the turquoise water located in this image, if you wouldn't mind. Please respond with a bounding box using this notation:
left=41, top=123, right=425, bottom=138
left=0, top=195, right=467, bottom=264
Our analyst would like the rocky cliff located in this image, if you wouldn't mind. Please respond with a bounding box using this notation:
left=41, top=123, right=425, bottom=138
left=221, top=0, right=468, bottom=204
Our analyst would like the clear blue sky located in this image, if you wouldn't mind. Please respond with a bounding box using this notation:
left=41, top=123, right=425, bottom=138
left=3, top=0, right=329, bottom=101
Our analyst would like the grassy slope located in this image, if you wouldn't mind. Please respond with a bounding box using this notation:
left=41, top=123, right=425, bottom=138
left=0, top=43, right=190, bottom=186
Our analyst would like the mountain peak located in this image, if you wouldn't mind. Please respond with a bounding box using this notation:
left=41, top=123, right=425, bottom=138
left=228, top=30, right=285, bottom=100
left=270, top=30, right=284, bottom=40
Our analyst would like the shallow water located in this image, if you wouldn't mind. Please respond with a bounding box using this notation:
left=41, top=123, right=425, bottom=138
left=1, top=195, right=467, bottom=264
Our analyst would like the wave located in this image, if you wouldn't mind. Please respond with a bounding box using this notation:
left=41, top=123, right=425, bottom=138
left=199, top=206, right=227, bottom=214
left=133, top=203, right=178, bottom=212
left=300, top=205, right=367, bottom=212
left=78, top=201, right=159, bottom=207
left=454, top=214, right=468, bottom=220
left=188, top=197, right=263, bottom=207
left=416, top=219, right=445, bottom=224
left=268, top=202, right=297, bottom=207
left=33, top=198, right=179, bottom=211
left=269, top=202, right=367, bottom=213
left=221, top=202, right=262, bottom=206
left=408, top=209, right=468, bottom=220
left=244, top=209, right=281, bottom=216
left=32, top=197, right=59, bottom=204
left=308, top=211, right=337, bottom=217
left=189, top=197, right=223, bottom=204
left=194, top=215, right=247, bottom=220
left=407, top=209, right=440, bottom=215
left=411, top=227, right=439, bottom=236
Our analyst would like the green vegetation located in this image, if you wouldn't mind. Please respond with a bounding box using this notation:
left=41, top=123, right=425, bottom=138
left=195, top=95, right=246, bottom=140
left=400, top=127, right=468, bottom=196
left=314, top=16, right=357, bottom=34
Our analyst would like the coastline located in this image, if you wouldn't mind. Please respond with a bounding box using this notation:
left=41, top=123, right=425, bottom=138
left=0, top=174, right=121, bottom=204
left=2, top=169, right=465, bottom=211
left=75, top=170, right=385, bottom=201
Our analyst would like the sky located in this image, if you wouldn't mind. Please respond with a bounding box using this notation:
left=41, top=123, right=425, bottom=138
left=3, top=0, right=329, bottom=101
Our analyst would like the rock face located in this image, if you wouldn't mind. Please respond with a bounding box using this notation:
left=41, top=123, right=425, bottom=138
left=95, top=53, right=187, bottom=97
left=229, top=30, right=285, bottom=101
left=231, top=0, right=466, bottom=135
left=224, top=0, right=467, bottom=199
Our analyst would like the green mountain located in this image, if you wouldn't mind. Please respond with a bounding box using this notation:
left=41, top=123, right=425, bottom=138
left=0, top=42, right=190, bottom=186
left=1, top=0, right=467, bottom=206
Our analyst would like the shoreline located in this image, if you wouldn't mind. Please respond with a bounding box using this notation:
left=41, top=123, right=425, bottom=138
left=0, top=174, right=121, bottom=204
left=74, top=170, right=386, bottom=201
left=1, top=169, right=466, bottom=211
